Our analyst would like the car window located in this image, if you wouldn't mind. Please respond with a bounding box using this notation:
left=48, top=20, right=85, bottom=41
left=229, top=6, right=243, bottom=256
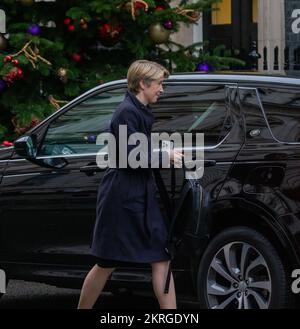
left=257, top=87, right=300, bottom=143
left=39, top=87, right=126, bottom=156
left=152, top=84, right=231, bottom=146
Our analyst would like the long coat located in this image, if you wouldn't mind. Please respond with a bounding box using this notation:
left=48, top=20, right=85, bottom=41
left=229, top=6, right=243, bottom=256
left=91, top=91, right=170, bottom=264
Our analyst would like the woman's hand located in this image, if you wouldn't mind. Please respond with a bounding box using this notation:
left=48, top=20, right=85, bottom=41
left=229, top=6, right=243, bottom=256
left=169, top=149, right=184, bottom=168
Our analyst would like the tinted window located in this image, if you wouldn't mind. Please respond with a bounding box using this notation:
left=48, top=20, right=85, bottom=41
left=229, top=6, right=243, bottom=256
left=257, top=87, right=300, bottom=143
left=39, top=87, right=126, bottom=156
left=152, top=84, right=230, bottom=146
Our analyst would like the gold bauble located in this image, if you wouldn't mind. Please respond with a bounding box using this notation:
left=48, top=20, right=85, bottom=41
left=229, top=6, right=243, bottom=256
left=125, top=2, right=132, bottom=12
left=0, top=35, right=7, bottom=52
left=149, top=23, right=171, bottom=44
left=20, top=0, right=34, bottom=6
left=57, top=67, right=68, bottom=83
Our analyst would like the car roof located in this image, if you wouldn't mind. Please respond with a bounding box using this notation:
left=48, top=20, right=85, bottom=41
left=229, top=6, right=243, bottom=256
left=95, top=73, right=300, bottom=91
left=57, top=72, right=299, bottom=112
left=168, top=72, right=300, bottom=86
left=28, top=72, right=299, bottom=133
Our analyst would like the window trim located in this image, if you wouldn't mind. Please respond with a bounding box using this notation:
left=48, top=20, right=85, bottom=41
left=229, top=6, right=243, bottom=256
left=37, top=84, right=128, bottom=156
left=28, top=82, right=235, bottom=160
left=152, top=82, right=234, bottom=146
left=238, top=86, right=300, bottom=145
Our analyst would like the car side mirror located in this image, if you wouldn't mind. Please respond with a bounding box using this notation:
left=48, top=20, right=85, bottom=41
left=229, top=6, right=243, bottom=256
left=14, top=135, right=37, bottom=159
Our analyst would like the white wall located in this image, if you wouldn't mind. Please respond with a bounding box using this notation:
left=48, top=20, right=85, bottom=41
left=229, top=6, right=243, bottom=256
left=170, top=0, right=203, bottom=46
left=257, top=0, right=286, bottom=74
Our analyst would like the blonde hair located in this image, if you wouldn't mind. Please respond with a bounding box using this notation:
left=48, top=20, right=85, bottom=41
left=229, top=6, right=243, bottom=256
left=127, top=60, right=170, bottom=94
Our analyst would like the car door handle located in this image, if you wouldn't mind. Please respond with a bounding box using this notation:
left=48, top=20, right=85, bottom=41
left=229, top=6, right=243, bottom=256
left=80, top=165, right=106, bottom=175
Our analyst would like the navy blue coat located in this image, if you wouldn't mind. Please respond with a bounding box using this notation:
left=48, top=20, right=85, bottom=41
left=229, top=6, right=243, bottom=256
left=91, top=91, right=171, bottom=264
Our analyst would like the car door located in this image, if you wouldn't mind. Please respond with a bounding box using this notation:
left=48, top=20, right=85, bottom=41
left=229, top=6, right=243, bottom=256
left=151, top=81, right=245, bottom=267
left=0, top=85, right=127, bottom=266
left=232, top=84, right=300, bottom=255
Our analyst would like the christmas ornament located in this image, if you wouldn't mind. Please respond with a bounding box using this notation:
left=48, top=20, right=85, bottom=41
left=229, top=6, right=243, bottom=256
left=49, top=95, right=68, bottom=110
left=123, top=0, right=149, bottom=20
left=64, top=17, right=88, bottom=31
left=162, top=20, right=173, bottom=30
left=175, top=7, right=200, bottom=23
left=12, top=116, right=40, bottom=135
left=3, top=55, right=21, bottom=68
left=64, top=18, right=72, bottom=26
left=196, top=62, right=211, bottom=72
left=16, top=68, right=24, bottom=78
left=0, top=79, right=7, bottom=92
left=149, top=23, right=170, bottom=44
left=10, top=41, right=51, bottom=69
left=1, top=141, right=13, bottom=147
left=27, top=24, right=41, bottom=36
left=4, top=55, right=17, bottom=65
left=155, top=5, right=165, bottom=11
left=30, top=117, right=40, bottom=128
left=4, top=55, right=12, bottom=62
left=11, top=59, right=20, bottom=66
left=0, top=34, right=8, bottom=51
left=2, top=52, right=24, bottom=86
left=57, top=67, right=68, bottom=83
left=68, top=25, right=76, bottom=32
left=153, top=0, right=170, bottom=12
left=98, top=22, right=123, bottom=46
left=71, top=53, right=82, bottom=62
left=20, top=0, right=34, bottom=6
left=3, top=67, right=23, bottom=86
left=84, top=134, right=97, bottom=143
left=80, top=18, right=88, bottom=30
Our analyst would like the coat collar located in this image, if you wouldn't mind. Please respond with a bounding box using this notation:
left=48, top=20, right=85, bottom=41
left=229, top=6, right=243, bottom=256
left=126, top=90, right=152, bottom=112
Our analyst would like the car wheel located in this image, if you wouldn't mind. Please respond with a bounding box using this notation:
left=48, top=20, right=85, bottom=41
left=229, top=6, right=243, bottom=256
left=197, top=226, right=291, bottom=309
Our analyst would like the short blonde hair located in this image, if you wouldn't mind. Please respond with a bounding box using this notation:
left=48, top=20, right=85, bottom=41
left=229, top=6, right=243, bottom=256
left=127, top=60, right=170, bottom=94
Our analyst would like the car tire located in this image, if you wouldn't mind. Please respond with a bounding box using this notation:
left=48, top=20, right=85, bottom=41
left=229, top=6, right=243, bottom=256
left=196, top=226, right=291, bottom=309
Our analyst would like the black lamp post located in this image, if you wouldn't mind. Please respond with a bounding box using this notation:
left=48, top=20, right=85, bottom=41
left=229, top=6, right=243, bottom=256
left=248, top=41, right=261, bottom=71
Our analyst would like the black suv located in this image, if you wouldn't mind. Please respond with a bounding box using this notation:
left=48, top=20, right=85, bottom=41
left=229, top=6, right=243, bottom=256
left=0, top=74, right=299, bottom=309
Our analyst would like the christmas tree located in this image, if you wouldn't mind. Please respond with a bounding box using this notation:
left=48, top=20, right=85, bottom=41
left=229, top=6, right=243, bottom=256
left=0, top=0, right=244, bottom=143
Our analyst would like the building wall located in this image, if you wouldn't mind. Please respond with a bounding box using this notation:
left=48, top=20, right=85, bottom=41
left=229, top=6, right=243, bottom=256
left=169, top=0, right=203, bottom=46
left=171, top=0, right=300, bottom=75
left=257, top=0, right=286, bottom=74
left=285, top=0, right=300, bottom=75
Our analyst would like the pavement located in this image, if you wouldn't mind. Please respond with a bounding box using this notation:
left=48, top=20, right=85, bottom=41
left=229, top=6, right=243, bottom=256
left=0, top=280, right=199, bottom=309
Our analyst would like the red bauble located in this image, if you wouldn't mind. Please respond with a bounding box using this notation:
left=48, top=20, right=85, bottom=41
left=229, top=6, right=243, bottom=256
left=64, top=17, right=72, bottom=26
left=17, top=68, right=23, bottom=78
left=12, top=59, right=20, bottom=66
left=31, top=118, right=40, bottom=127
left=4, top=55, right=12, bottom=62
left=71, top=53, right=82, bottom=62
left=68, top=25, right=76, bottom=32
left=99, top=23, right=110, bottom=36
left=98, top=21, right=123, bottom=46
left=155, top=5, right=165, bottom=11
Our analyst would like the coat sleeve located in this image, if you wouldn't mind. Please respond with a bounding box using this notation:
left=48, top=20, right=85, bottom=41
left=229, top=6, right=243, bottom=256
left=111, top=107, right=167, bottom=169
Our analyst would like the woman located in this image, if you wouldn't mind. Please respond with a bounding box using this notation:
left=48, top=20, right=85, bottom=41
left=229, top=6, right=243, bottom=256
left=78, top=60, right=182, bottom=309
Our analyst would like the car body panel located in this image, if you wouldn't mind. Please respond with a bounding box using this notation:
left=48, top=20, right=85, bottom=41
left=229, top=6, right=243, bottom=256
left=0, top=74, right=300, bottom=299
